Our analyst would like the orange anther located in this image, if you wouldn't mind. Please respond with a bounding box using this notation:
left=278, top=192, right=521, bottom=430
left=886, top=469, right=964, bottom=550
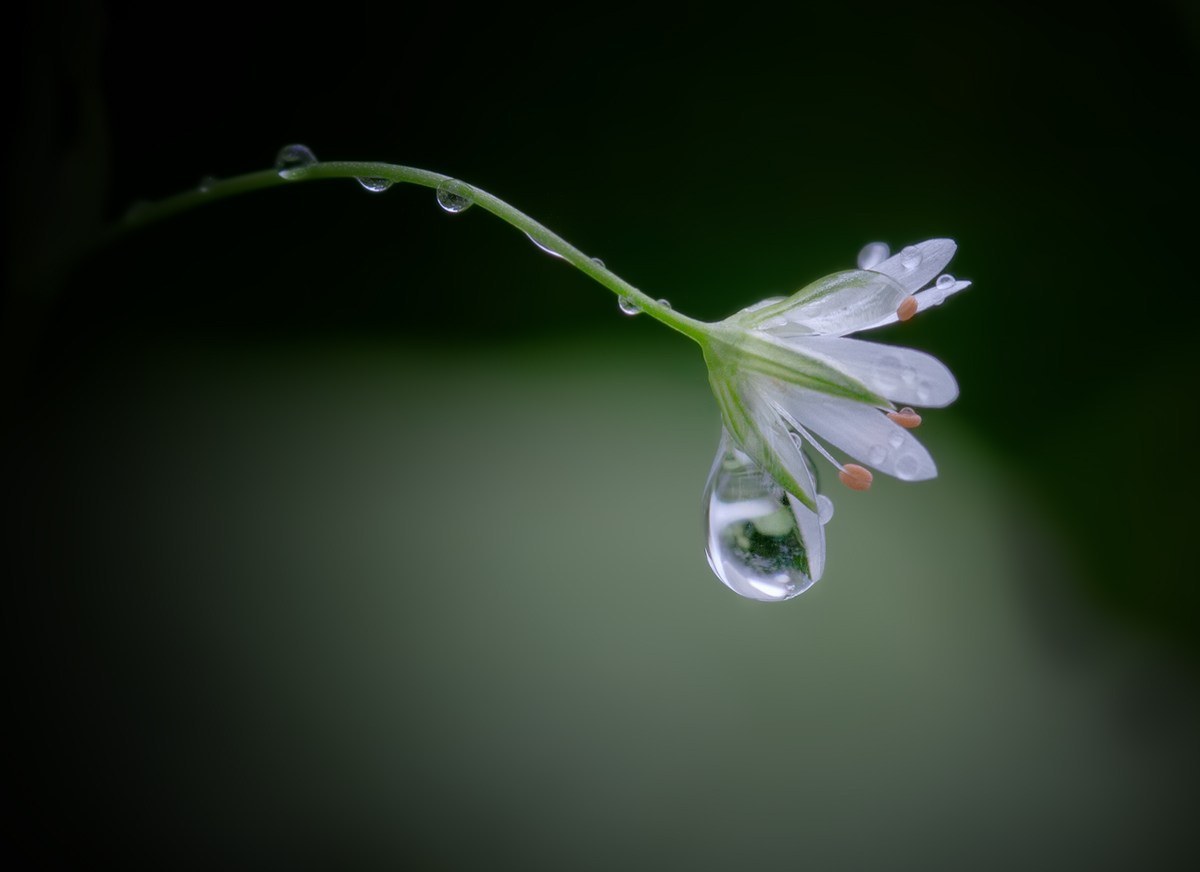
left=838, top=464, right=873, bottom=491
left=886, top=407, right=922, bottom=428
left=896, top=296, right=918, bottom=321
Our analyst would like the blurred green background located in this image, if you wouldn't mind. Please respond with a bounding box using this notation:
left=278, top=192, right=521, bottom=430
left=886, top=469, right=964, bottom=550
left=4, top=1, right=1199, bottom=868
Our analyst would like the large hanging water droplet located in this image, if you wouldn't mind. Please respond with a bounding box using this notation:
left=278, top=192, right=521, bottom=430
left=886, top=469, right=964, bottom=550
left=857, top=242, right=890, bottom=270
left=526, top=233, right=563, bottom=259
left=275, top=144, right=317, bottom=179
left=199, top=176, right=217, bottom=193
left=618, top=296, right=641, bottom=315
left=356, top=177, right=393, bottom=193
left=703, top=431, right=824, bottom=602
left=436, top=179, right=475, bottom=213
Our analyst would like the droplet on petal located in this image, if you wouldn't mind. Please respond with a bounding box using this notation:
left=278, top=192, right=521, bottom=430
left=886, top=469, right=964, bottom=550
left=897, top=297, right=919, bottom=321
left=838, top=464, right=873, bottom=491
left=816, top=494, right=834, bottom=525
left=704, top=436, right=822, bottom=602
left=900, top=246, right=922, bottom=271
left=936, top=274, right=955, bottom=290
left=857, top=242, right=890, bottom=270
left=887, top=407, right=922, bottom=428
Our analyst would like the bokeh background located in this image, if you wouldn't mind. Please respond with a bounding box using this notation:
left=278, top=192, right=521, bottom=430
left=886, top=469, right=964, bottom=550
left=4, top=1, right=1199, bottom=868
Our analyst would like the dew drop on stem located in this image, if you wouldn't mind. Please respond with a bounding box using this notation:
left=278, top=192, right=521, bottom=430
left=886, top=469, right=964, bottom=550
left=436, top=179, right=475, bottom=213
left=275, top=144, right=317, bottom=179
left=356, top=177, right=393, bottom=193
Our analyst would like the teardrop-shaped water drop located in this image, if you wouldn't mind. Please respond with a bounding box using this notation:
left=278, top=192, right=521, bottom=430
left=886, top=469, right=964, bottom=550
left=199, top=176, right=217, bottom=193
left=436, top=179, right=475, bottom=213
left=936, top=273, right=955, bottom=290
left=857, top=242, right=890, bottom=270
left=816, top=495, right=834, bottom=525
left=900, top=246, right=922, bottom=271
left=618, top=296, right=641, bottom=315
left=275, top=144, right=317, bottom=179
left=526, top=233, right=564, bottom=259
left=703, top=430, right=824, bottom=602
left=592, top=257, right=605, bottom=268
left=356, top=177, right=393, bottom=193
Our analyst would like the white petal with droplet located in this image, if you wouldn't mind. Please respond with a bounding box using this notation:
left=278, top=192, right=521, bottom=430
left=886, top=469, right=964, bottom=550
left=869, top=239, right=957, bottom=295
left=782, top=336, right=959, bottom=407
left=758, top=270, right=910, bottom=337
left=853, top=279, right=972, bottom=332
left=763, top=383, right=938, bottom=481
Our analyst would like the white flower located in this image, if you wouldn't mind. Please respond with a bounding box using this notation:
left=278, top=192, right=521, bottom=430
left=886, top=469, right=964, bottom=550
left=701, top=239, right=971, bottom=602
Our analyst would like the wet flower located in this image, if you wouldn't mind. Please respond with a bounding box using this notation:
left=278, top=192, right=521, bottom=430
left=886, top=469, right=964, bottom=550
left=701, top=239, right=971, bottom=601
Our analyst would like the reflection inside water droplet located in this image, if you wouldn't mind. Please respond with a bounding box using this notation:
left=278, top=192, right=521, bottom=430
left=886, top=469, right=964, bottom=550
left=936, top=273, right=955, bottom=290
left=857, top=242, right=890, bottom=270
left=618, top=297, right=641, bottom=315
left=703, top=430, right=823, bottom=602
left=436, top=179, right=475, bottom=213
left=275, top=144, right=317, bottom=179
left=356, top=177, right=393, bottom=193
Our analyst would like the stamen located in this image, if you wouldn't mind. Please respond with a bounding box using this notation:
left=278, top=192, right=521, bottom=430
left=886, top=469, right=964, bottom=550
left=838, top=464, right=873, bottom=491
left=897, top=297, right=918, bottom=321
left=886, top=407, right=922, bottom=428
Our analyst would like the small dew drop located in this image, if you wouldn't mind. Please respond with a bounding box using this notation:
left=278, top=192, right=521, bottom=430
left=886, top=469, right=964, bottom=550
left=618, top=296, right=641, bottom=315
left=816, top=495, right=834, bottom=525
left=936, top=273, right=955, bottom=290
left=900, top=245, right=922, bottom=271
left=526, top=233, right=564, bottom=259
left=436, top=179, right=475, bottom=213
left=868, top=445, right=888, bottom=465
left=275, top=144, right=317, bottom=179
left=199, top=176, right=217, bottom=193
left=356, top=177, right=393, bottom=193
left=900, top=365, right=918, bottom=385
left=592, top=257, right=605, bottom=268
left=657, top=298, right=672, bottom=309
left=857, top=242, right=890, bottom=270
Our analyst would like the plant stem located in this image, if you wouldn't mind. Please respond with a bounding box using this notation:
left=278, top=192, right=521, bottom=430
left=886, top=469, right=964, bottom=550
left=99, top=161, right=714, bottom=343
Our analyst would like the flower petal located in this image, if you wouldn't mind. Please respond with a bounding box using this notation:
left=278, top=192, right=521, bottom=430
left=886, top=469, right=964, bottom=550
left=870, top=239, right=957, bottom=295
left=780, top=336, right=959, bottom=407
left=766, top=382, right=938, bottom=481
left=734, top=270, right=909, bottom=338
left=851, top=279, right=972, bottom=332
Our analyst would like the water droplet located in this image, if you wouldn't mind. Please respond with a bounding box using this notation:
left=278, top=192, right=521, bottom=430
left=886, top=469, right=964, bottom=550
left=199, top=176, right=217, bottom=193
left=704, top=435, right=821, bottom=602
left=916, top=380, right=932, bottom=403
left=356, top=177, right=393, bottom=193
left=857, top=242, right=890, bottom=270
left=900, top=246, right=922, bottom=271
left=275, top=144, right=317, bottom=179
left=936, top=273, right=955, bottom=290
left=618, top=296, right=641, bottom=315
left=816, top=495, right=834, bottom=525
left=868, top=445, right=888, bottom=465
left=896, top=454, right=921, bottom=480
left=526, top=233, right=564, bottom=259
left=901, top=365, right=918, bottom=385
left=657, top=299, right=672, bottom=308
left=592, top=257, right=605, bottom=268
left=436, top=179, right=475, bottom=213
left=888, top=431, right=905, bottom=449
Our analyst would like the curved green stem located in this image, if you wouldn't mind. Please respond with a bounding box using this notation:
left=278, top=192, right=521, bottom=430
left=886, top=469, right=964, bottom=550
left=99, top=160, right=713, bottom=343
